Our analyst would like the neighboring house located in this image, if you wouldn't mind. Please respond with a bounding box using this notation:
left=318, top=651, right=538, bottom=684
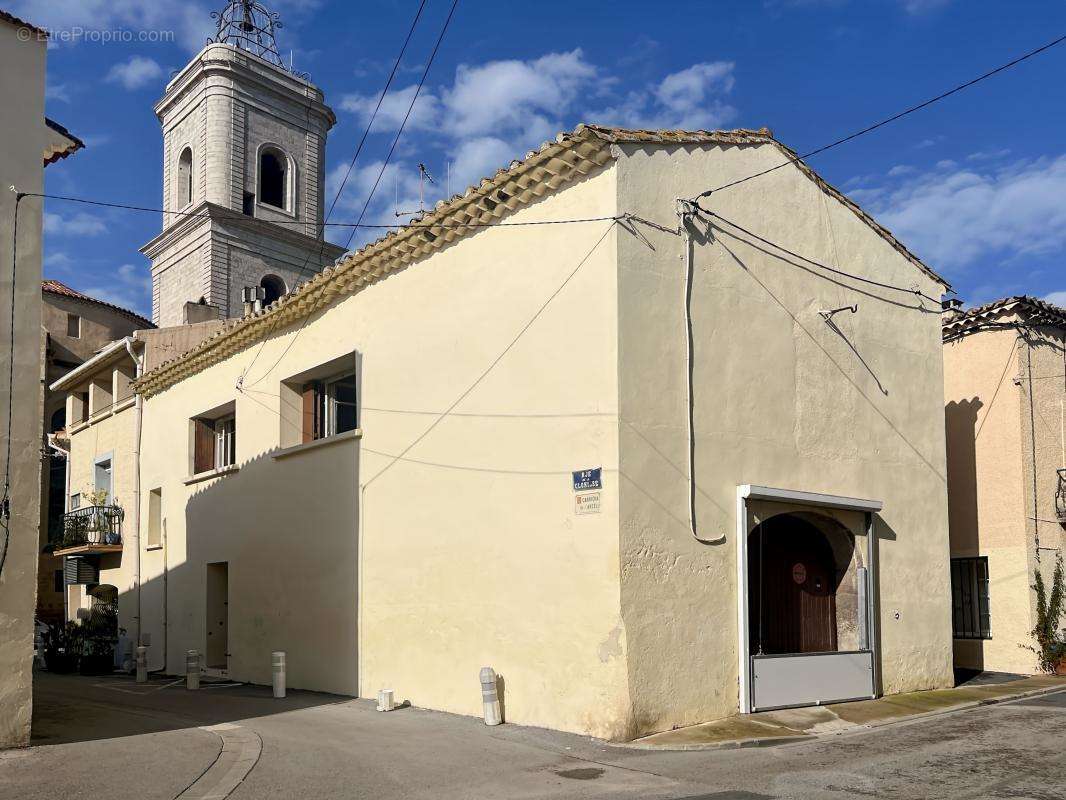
left=49, top=321, right=222, bottom=643
left=943, top=296, right=1066, bottom=675
left=0, top=8, right=83, bottom=749
left=60, top=117, right=956, bottom=738
left=36, top=281, right=152, bottom=626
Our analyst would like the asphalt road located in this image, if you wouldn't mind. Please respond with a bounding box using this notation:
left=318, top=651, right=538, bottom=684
left=2, top=672, right=1064, bottom=800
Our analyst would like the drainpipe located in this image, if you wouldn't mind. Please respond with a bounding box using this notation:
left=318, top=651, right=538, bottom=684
left=124, top=338, right=144, bottom=649
left=677, top=200, right=725, bottom=545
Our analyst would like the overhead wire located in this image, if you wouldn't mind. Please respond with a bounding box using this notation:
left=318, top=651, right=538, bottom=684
left=23, top=193, right=617, bottom=229
left=235, top=0, right=428, bottom=385
left=690, top=33, right=1066, bottom=201
left=239, top=0, right=461, bottom=390
left=701, top=208, right=943, bottom=306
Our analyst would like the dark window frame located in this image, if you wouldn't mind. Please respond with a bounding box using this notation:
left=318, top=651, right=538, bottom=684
left=950, top=556, right=991, bottom=640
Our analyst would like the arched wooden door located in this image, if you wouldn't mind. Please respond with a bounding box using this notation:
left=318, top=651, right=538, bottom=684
left=748, top=515, right=840, bottom=655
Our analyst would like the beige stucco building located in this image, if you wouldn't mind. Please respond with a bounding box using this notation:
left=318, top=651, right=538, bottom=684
left=60, top=123, right=957, bottom=739
left=0, top=8, right=82, bottom=749
left=38, top=281, right=151, bottom=626
left=943, top=297, right=1066, bottom=675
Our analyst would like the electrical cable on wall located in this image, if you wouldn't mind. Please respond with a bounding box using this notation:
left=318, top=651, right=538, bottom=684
left=701, top=209, right=942, bottom=306
left=0, top=191, right=27, bottom=577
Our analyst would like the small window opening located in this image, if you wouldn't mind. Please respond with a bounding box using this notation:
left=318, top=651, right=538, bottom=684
left=259, top=148, right=287, bottom=210
left=177, top=147, right=193, bottom=207
left=302, top=372, right=357, bottom=442
left=67, top=313, right=81, bottom=338
left=260, top=274, right=286, bottom=307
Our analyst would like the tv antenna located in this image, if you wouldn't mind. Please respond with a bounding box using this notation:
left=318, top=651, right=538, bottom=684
left=395, top=163, right=436, bottom=220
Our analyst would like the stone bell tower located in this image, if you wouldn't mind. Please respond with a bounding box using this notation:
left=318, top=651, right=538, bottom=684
left=141, top=0, right=346, bottom=327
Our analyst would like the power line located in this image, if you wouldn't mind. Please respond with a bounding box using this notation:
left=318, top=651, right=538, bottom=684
left=691, top=33, right=1066, bottom=200
left=342, top=0, right=461, bottom=252
left=27, top=191, right=618, bottom=229
left=238, top=0, right=461, bottom=391
left=702, top=208, right=943, bottom=306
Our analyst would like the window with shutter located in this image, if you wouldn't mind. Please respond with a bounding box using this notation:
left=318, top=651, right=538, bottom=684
left=193, top=418, right=216, bottom=474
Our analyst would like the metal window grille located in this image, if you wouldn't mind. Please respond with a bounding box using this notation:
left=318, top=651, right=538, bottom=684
left=950, top=556, right=991, bottom=639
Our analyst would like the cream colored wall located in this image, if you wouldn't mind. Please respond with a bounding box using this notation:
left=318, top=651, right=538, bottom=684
left=943, top=328, right=1039, bottom=673
left=614, top=143, right=953, bottom=736
left=136, top=166, right=628, bottom=736
left=0, top=20, right=47, bottom=749
left=67, top=384, right=139, bottom=628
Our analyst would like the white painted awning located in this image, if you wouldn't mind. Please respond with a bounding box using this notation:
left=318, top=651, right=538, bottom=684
left=738, top=484, right=883, bottom=513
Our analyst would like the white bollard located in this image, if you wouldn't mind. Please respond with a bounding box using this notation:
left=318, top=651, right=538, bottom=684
left=186, top=650, right=200, bottom=690
left=272, top=651, right=286, bottom=699
left=135, top=646, right=148, bottom=683
left=376, top=689, right=396, bottom=712
left=480, top=667, right=502, bottom=726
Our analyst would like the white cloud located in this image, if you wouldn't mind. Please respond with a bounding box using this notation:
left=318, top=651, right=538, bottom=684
left=1045, top=291, right=1066, bottom=308
left=339, top=84, right=441, bottom=133
left=331, top=50, right=740, bottom=244
left=45, top=83, right=70, bottom=103
left=858, top=154, right=1066, bottom=272
left=77, top=263, right=152, bottom=317
left=43, top=211, right=107, bottom=236
left=43, top=251, right=74, bottom=270
left=106, top=55, right=165, bottom=90
left=441, top=50, right=599, bottom=139
left=8, top=0, right=215, bottom=52
left=887, top=165, right=915, bottom=177
left=592, top=61, right=737, bottom=131
left=900, top=0, right=952, bottom=13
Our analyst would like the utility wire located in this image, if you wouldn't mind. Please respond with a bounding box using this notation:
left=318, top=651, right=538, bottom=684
left=238, top=0, right=453, bottom=389
left=239, top=0, right=461, bottom=391
left=0, top=192, right=26, bottom=577
left=342, top=0, right=460, bottom=252
left=703, top=209, right=942, bottom=305
left=23, top=192, right=620, bottom=229
left=691, top=33, right=1066, bottom=200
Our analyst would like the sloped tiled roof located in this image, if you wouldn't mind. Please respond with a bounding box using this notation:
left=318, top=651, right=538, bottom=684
left=42, top=280, right=153, bottom=328
left=43, top=118, right=84, bottom=165
left=942, top=295, right=1066, bottom=341
left=134, top=124, right=948, bottom=396
left=0, top=9, right=46, bottom=36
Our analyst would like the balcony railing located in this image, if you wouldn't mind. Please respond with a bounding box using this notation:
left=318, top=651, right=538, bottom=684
left=1056, top=469, right=1066, bottom=524
left=57, top=506, right=124, bottom=554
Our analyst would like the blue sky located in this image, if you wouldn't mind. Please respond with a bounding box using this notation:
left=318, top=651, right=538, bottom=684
left=15, top=0, right=1066, bottom=317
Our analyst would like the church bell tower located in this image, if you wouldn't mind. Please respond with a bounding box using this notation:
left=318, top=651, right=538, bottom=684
left=142, top=0, right=346, bottom=327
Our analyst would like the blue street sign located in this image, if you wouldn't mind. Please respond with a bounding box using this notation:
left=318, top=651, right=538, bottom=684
left=572, top=468, right=602, bottom=492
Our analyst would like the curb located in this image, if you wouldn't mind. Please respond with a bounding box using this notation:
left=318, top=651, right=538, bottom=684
left=611, top=684, right=1066, bottom=752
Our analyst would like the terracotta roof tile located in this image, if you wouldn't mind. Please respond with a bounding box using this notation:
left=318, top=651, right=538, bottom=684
left=942, top=295, right=1066, bottom=340
left=42, top=279, right=153, bottom=328
left=135, top=124, right=948, bottom=396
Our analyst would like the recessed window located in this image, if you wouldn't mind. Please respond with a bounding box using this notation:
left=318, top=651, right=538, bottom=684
left=67, top=313, right=81, bottom=338
left=951, top=557, right=991, bottom=639
left=177, top=146, right=193, bottom=207
left=191, top=403, right=237, bottom=475
left=260, top=274, right=286, bottom=307
left=70, top=493, right=81, bottom=510
left=302, top=372, right=357, bottom=442
left=258, top=146, right=288, bottom=210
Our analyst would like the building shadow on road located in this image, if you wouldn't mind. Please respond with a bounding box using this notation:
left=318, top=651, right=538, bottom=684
left=31, top=670, right=355, bottom=746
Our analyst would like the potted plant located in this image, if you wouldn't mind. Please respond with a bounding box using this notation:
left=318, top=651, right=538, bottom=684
left=79, top=603, right=118, bottom=675
left=1028, top=556, right=1065, bottom=674
left=42, top=622, right=82, bottom=674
